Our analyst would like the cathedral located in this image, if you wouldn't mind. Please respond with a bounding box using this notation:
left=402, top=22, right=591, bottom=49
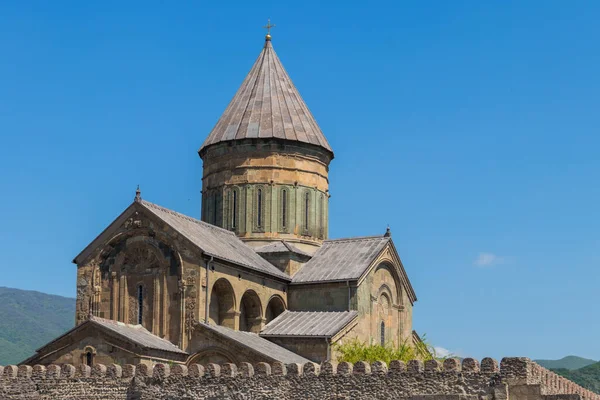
left=24, top=31, right=417, bottom=368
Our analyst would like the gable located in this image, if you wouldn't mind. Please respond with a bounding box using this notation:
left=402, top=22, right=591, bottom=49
left=73, top=199, right=290, bottom=281
left=291, top=236, right=389, bottom=284
left=357, top=241, right=417, bottom=305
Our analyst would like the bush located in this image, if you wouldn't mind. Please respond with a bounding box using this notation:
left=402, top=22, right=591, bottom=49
left=334, top=335, right=450, bottom=365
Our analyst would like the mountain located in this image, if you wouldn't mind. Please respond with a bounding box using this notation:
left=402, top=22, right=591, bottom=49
left=535, top=356, right=597, bottom=371
left=554, top=362, right=600, bottom=394
left=0, top=287, right=75, bottom=365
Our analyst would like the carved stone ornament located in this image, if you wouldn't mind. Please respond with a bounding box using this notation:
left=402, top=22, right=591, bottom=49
left=185, top=299, right=197, bottom=334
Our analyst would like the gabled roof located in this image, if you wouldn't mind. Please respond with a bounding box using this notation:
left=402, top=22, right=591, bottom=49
left=88, top=316, right=186, bottom=354
left=22, top=316, right=187, bottom=364
left=74, top=198, right=290, bottom=281
left=140, top=201, right=290, bottom=280
left=254, top=240, right=312, bottom=258
left=199, top=38, right=333, bottom=157
left=196, top=322, right=309, bottom=364
left=260, top=311, right=358, bottom=338
left=291, top=236, right=390, bottom=283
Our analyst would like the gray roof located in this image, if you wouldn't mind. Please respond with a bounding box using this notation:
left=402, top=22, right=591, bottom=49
left=199, top=39, right=333, bottom=156
left=255, top=240, right=312, bottom=258
left=90, top=316, right=187, bottom=354
left=291, top=236, right=390, bottom=283
left=141, top=200, right=290, bottom=281
left=198, top=322, right=309, bottom=364
left=260, top=311, right=358, bottom=338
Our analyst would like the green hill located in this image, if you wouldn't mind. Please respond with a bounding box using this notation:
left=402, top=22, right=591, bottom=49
left=535, top=356, right=597, bottom=371
left=0, top=287, right=75, bottom=365
left=554, top=362, right=600, bottom=394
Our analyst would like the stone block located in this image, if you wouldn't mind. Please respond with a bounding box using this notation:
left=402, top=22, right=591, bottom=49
left=255, top=362, right=271, bottom=376
left=92, top=364, right=107, bottom=377
left=108, top=364, right=123, bottom=378
left=17, top=365, right=32, bottom=378
left=153, top=363, right=170, bottom=379
left=171, top=365, right=188, bottom=376
left=353, top=361, right=371, bottom=375
left=443, top=358, right=461, bottom=372
left=239, top=363, right=254, bottom=378
left=371, top=361, right=388, bottom=375
left=408, top=359, right=424, bottom=373
left=188, top=364, right=205, bottom=378
left=462, top=358, right=480, bottom=373
left=389, top=360, right=407, bottom=373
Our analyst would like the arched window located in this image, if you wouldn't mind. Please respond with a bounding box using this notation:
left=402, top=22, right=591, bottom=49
left=213, top=193, right=218, bottom=225
left=318, top=194, right=324, bottom=238
left=86, top=351, right=93, bottom=366
left=231, top=189, right=238, bottom=230
left=137, top=285, right=143, bottom=325
left=380, top=321, right=385, bottom=346
left=257, top=188, right=263, bottom=227
left=281, top=189, right=287, bottom=229
left=304, top=191, right=310, bottom=231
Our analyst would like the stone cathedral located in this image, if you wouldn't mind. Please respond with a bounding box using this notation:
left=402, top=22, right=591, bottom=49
left=24, top=32, right=418, bottom=368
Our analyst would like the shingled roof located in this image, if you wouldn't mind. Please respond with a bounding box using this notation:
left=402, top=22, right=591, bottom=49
left=260, top=311, right=358, bottom=338
left=199, top=38, right=333, bottom=156
left=291, top=236, right=390, bottom=284
left=73, top=198, right=291, bottom=281
left=88, top=316, right=186, bottom=354
left=140, top=201, right=291, bottom=280
left=196, top=322, right=309, bottom=364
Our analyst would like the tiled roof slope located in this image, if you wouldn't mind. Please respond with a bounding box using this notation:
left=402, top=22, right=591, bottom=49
left=260, top=311, right=358, bottom=338
left=141, top=201, right=290, bottom=281
left=198, top=322, right=309, bottom=364
left=89, top=316, right=187, bottom=354
left=254, top=240, right=312, bottom=258
left=199, top=39, right=333, bottom=155
left=291, top=236, right=390, bottom=283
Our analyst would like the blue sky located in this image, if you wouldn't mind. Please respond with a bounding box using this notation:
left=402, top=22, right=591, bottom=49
left=1, top=1, right=598, bottom=361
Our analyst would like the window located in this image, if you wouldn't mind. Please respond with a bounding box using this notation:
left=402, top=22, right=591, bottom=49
left=319, top=194, right=324, bottom=238
left=304, top=191, right=310, bottom=231
left=86, top=352, right=93, bottom=367
left=213, top=194, right=218, bottom=225
left=281, top=189, right=287, bottom=229
left=380, top=321, right=385, bottom=346
left=257, top=188, right=263, bottom=227
left=232, top=190, right=238, bottom=229
left=137, top=285, right=143, bottom=325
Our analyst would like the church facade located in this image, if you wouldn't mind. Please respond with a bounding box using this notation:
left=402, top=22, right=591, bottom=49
left=24, top=33, right=417, bottom=368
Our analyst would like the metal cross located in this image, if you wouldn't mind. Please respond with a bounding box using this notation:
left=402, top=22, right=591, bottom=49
left=263, top=19, right=275, bottom=35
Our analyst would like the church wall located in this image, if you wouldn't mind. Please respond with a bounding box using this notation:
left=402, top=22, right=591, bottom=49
left=264, top=337, right=329, bottom=363
left=194, top=258, right=288, bottom=336
left=287, top=282, right=353, bottom=312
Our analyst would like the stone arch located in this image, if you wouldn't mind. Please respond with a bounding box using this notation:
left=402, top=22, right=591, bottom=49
left=81, top=346, right=96, bottom=367
left=265, top=295, right=286, bottom=324
left=187, top=346, right=238, bottom=366
left=209, top=278, right=236, bottom=329
left=374, top=262, right=402, bottom=306
left=239, top=290, right=263, bottom=333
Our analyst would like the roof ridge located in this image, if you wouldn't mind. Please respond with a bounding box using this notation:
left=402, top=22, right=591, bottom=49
left=141, top=200, right=236, bottom=236
left=325, top=235, right=388, bottom=243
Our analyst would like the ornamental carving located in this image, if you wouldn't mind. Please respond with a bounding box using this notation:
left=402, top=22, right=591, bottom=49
left=122, top=244, right=161, bottom=273
left=185, top=299, right=197, bottom=334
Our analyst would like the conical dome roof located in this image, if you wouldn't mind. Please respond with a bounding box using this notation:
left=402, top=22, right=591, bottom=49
left=199, top=39, right=333, bottom=157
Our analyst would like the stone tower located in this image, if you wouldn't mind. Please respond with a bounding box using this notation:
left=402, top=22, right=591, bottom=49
left=199, top=34, right=334, bottom=254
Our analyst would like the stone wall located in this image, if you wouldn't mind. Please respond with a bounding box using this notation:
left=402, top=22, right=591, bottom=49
left=1, top=358, right=597, bottom=400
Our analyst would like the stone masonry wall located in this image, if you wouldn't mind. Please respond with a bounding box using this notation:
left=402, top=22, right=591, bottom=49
left=0, top=358, right=597, bottom=400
